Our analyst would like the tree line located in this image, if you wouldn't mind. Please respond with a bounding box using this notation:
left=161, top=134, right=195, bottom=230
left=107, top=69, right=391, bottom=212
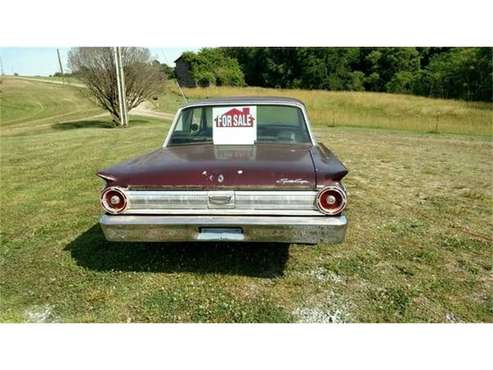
left=63, top=47, right=491, bottom=127
left=177, top=47, right=492, bottom=102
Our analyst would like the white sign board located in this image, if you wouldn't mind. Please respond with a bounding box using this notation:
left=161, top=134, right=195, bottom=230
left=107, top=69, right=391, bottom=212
left=212, top=106, right=257, bottom=145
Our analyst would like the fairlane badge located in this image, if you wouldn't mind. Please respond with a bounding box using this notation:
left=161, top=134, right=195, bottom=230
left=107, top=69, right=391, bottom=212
left=275, top=178, right=310, bottom=185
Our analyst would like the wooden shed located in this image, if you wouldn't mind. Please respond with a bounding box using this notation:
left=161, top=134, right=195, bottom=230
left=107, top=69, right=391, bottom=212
left=174, top=54, right=196, bottom=88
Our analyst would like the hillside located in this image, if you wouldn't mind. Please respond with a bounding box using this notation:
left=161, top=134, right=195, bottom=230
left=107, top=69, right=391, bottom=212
left=155, top=84, right=493, bottom=137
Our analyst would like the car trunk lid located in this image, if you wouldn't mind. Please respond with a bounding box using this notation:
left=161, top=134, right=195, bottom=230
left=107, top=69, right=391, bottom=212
left=98, top=143, right=317, bottom=190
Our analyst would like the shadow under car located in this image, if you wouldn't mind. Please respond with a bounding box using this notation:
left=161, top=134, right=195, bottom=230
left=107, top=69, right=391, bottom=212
left=64, top=224, right=290, bottom=278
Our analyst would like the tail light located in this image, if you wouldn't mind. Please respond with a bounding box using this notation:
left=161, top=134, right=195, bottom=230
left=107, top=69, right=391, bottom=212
left=316, top=185, right=347, bottom=215
left=101, top=187, right=127, bottom=214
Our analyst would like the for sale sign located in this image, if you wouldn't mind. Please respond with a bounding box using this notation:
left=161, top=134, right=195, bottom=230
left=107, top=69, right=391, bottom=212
left=212, top=106, right=257, bottom=145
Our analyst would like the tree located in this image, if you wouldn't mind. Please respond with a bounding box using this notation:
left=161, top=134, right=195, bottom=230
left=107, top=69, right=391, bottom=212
left=296, top=48, right=361, bottom=90
left=193, top=47, right=492, bottom=102
left=420, top=48, right=492, bottom=101
left=385, top=71, right=415, bottom=93
left=181, top=48, right=245, bottom=87
left=222, top=47, right=302, bottom=88
left=68, top=47, right=164, bottom=127
left=362, top=48, right=420, bottom=92
left=152, top=60, right=175, bottom=79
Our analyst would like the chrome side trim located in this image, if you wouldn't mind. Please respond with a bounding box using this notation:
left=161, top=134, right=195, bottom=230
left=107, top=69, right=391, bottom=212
left=126, top=190, right=209, bottom=210
left=121, top=189, right=320, bottom=215
left=100, top=214, right=347, bottom=244
left=234, top=191, right=316, bottom=209
left=118, top=209, right=324, bottom=216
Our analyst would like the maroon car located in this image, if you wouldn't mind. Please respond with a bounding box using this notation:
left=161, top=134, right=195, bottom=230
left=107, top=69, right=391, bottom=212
left=97, top=97, right=348, bottom=244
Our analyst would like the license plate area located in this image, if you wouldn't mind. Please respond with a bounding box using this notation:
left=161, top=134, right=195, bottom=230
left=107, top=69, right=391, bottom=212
left=197, top=227, right=244, bottom=241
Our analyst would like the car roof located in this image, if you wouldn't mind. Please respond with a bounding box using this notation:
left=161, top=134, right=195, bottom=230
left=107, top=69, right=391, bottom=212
left=181, top=96, right=306, bottom=109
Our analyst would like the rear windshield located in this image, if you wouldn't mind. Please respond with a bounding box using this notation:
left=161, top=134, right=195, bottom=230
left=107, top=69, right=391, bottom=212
left=168, top=104, right=311, bottom=145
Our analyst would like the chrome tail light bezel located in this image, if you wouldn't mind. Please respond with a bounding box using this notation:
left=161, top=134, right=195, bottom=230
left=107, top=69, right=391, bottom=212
left=316, top=184, right=347, bottom=215
left=101, top=187, right=128, bottom=214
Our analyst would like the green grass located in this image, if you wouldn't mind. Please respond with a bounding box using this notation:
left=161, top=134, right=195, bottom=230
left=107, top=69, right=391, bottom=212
left=1, top=77, right=492, bottom=322
left=1, top=77, right=103, bottom=136
left=154, top=84, right=493, bottom=137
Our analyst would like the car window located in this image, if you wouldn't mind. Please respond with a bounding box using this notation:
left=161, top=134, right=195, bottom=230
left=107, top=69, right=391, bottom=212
left=256, top=105, right=310, bottom=144
left=168, top=105, right=310, bottom=145
left=257, top=105, right=301, bottom=126
left=170, top=106, right=213, bottom=145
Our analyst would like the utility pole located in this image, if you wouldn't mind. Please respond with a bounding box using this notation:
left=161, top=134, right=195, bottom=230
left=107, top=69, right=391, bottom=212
left=56, top=48, right=65, bottom=83
left=56, top=49, right=64, bottom=76
left=175, top=80, right=188, bottom=103
left=56, top=49, right=65, bottom=84
left=0, top=56, right=4, bottom=76
left=114, top=47, right=128, bottom=127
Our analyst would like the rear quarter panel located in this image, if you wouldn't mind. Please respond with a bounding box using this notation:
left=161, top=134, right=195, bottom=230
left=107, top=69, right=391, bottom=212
left=309, top=143, right=348, bottom=186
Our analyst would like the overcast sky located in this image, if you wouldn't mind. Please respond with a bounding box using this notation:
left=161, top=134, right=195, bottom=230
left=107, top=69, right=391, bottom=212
left=0, top=47, right=200, bottom=76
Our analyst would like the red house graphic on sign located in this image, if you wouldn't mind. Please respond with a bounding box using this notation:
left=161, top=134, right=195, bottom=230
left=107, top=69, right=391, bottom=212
left=226, top=107, right=250, bottom=116
left=215, top=107, right=255, bottom=127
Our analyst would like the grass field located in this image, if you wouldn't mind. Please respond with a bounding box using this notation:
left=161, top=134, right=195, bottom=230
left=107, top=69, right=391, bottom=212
left=154, top=84, right=493, bottom=137
left=1, top=77, right=103, bottom=136
left=1, top=77, right=492, bottom=322
left=16, top=75, right=83, bottom=86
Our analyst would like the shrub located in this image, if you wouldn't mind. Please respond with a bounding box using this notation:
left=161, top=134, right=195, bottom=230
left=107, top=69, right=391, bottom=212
left=182, top=48, right=245, bottom=87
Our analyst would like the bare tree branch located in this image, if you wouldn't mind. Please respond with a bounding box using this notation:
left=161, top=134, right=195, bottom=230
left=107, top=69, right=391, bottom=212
left=68, top=47, right=165, bottom=127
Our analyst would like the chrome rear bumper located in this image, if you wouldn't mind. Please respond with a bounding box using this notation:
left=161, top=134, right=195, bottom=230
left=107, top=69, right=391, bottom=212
left=100, top=214, right=347, bottom=244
